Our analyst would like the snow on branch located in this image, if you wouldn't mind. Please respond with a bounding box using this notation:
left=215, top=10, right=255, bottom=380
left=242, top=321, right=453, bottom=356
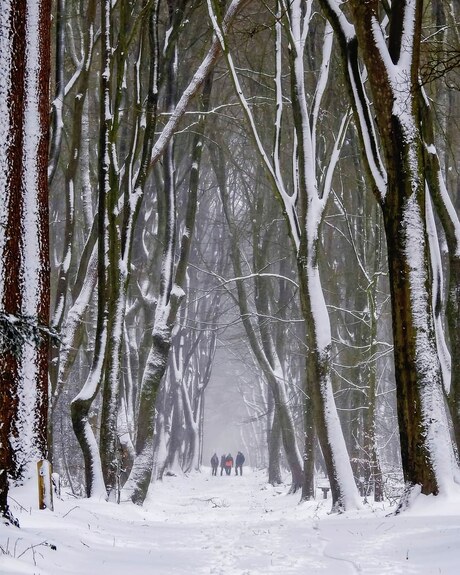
left=0, top=312, right=59, bottom=358
left=148, top=0, right=251, bottom=170
left=203, top=269, right=299, bottom=291
left=208, top=0, right=301, bottom=250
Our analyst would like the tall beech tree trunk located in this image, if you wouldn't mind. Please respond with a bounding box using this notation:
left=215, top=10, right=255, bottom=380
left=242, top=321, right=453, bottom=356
left=70, top=0, right=112, bottom=499
left=321, top=0, right=460, bottom=501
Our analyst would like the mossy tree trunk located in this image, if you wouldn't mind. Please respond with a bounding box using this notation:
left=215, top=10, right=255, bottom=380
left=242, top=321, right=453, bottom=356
left=322, top=0, right=459, bottom=499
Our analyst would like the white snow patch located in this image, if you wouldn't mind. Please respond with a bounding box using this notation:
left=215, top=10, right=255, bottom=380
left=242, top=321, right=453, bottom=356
left=4, top=469, right=460, bottom=574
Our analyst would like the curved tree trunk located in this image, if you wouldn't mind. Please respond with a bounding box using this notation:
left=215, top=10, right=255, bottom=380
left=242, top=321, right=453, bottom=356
left=286, top=2, right=360, bottom=510
left=122, top=328, right=173, bottom=503
left=70, top=0, right=112, bottom=499
left=297, top=246, right=360, bottom=510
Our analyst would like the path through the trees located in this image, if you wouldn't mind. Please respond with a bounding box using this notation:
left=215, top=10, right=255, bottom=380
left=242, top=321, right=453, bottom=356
left=2, top=468, right=460, bottom=573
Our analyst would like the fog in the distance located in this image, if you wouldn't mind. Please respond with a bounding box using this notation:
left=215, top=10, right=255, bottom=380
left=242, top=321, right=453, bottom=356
left=203, top=343, right=262, bottom=469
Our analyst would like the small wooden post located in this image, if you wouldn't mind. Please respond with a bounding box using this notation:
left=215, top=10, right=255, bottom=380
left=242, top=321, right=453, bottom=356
left=37, top=460, right=54, bottom=511
left=51, top=472, right=61, bottom=498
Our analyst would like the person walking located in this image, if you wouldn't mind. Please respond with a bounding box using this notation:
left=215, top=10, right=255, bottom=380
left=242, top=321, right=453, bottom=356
left=220, top=454, right=226, bottom=476
left=235, top=451, right=245, bottom=475
left=211, top=453, right=219, bottom=476
left=224, top=453, right=233, bottom=476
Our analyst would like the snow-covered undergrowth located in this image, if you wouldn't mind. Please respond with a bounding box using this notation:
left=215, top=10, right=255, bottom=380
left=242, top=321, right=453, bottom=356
left=2, top=468, right=460, bottom=574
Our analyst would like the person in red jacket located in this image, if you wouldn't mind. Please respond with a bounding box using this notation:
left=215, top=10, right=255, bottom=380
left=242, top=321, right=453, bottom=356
left=224, top=453, right=233, bottom=475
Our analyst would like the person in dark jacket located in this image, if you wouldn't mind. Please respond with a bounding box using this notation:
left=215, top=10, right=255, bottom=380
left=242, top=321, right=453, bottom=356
left=220, top=454, right=226, bottom=476
left=211, top=453, right=219, bottom=476
left=235, top=451, right=245, bottom=475
left=224, top=453, right=233, bottom=475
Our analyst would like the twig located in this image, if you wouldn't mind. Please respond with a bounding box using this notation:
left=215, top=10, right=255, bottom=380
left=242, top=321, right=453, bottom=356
left=62, top=505, right=80, bottom=518
left=9, top=497, right=29, bottom=514
left=16, top=540, right=57, bottom=560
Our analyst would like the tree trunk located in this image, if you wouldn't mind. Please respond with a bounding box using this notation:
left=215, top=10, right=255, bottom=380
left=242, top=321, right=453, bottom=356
left=320, top=0, right=460, bottom=502
left=71, top=0, right=112, bottom=499
left=363, top=290, right=383, bottom=501
left=268, top=396, right=283, bottom=486
left=383, top=172, right=439, bottom=494
left=123, top=329, right=172, bottom=503
left=351, top=0, right=457, bottom=498
left=420, top=96, right=460, bottom=453
left=301, top=365, right=315, bottom=501
left=0, top=0, right=51, bottom=522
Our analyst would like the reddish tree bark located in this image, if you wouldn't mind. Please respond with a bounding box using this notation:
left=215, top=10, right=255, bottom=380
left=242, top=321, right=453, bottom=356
left=0, top=0, right=51, bottom=522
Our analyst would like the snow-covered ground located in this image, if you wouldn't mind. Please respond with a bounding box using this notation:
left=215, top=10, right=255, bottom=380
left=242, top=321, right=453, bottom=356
left=2, top=467, right=460, bottom=574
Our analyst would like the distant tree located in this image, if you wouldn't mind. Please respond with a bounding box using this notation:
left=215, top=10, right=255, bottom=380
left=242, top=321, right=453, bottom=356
left=209, top=0, right=361, bottom=510
left=0, top=0, right=51, bottom=522
left=212, top=145, right=304, bottom=491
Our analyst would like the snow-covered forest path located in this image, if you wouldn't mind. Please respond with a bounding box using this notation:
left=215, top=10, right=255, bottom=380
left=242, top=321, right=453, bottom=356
left=2, top=468, right=460, bottom=574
